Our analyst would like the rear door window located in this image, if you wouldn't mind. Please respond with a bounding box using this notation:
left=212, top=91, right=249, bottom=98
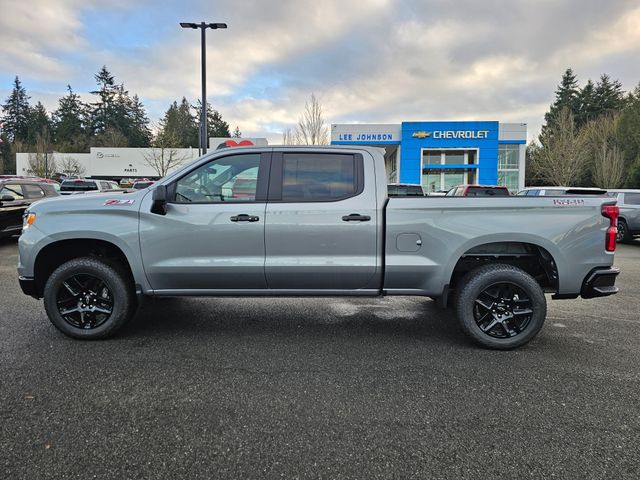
left=280, top=153, right=360, bottom=202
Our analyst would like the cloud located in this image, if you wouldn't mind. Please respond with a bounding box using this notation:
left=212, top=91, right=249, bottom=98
left=1, top=0, right=639, bottom=144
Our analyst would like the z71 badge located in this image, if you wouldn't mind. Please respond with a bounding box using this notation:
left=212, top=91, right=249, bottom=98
left=104, top=199, right=135, bottom=206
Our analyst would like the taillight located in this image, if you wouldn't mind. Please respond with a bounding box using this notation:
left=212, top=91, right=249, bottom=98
left=601, top=204, right=619, bottom=252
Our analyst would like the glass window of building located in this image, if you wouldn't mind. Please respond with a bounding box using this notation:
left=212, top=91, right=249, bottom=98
left=497, top=144, right=520, bottom=191
left=443, top=150, right=465, bottom=165
left=423, top=151, right=441, bottom=165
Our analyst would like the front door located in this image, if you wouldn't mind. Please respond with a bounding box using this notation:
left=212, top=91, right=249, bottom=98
left=264, top=150, right=379, bottom=291
left=0, top=183, right=30, bottom=235
left=139, top=152, right=270, bottom=291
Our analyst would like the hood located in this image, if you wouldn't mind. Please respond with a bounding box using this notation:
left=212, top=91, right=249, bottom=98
left=27, top=189, right=148, bottom=214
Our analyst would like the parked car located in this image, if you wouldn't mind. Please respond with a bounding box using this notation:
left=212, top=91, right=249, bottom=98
left=0, top=179, right=58, bottom=238
left=18, top=146, right=619, bottom=349
left=516, top=186, right=608, bottom=196
left=606, top=189, right=640, bottom=243
left=59, top=179, right=121, bottom=195
left=387, top=183, right=426, bottom=197
left=132, top=180, right=155, bottom=190
left=446, top=184, right=510, bottom=197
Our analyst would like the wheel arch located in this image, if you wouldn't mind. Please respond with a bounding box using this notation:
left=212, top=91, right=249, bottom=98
left=33, top=238, right=138, bottom=298
left=446, top=238, right=561, bottom=296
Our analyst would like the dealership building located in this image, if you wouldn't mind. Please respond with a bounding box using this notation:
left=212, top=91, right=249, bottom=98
left=331, top=121, right=527, bottom=192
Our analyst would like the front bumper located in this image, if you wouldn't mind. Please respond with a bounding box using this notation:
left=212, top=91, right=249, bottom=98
left=581, top=267, right=620, bottom=299
left=18, top=276, right=38, bottom=299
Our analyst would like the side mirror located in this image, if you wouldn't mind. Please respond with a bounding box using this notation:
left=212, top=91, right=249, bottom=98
left=0, top=194, right=14, bottom=207
left=151, top=185, right=168, bottom=215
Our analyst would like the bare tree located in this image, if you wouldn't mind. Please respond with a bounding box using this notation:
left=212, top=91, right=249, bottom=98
left=59, top=156, right=86, bottom=177
left=27, top=129, right=57, bottom=177
left=143, top=130, right=190, bottom=177
left=583, top=114, right=625, bottom=189
left=297, top=93, right=329, bottom=145
left=281, top=93, right=329, bottom=145
left=530, top=107, right=586, bottom=186
left=282, top=127, right=301, bottom=145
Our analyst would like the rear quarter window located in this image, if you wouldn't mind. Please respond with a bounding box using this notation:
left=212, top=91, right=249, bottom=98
left=465, top=187, right=509, bottom=197
left=22, top=184, right=46, bottom=199
left=61, top=180, right=98, bottom=192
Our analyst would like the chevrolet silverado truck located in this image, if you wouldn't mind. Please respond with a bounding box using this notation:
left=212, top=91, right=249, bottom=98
left=17, top=146, right=620, bottom=349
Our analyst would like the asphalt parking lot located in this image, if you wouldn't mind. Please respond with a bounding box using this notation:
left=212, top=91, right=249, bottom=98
left=1, top=237, right=639, bottom=479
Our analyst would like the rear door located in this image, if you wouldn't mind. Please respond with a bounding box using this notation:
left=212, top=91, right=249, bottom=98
left=264, top=150, right=379, bottom=291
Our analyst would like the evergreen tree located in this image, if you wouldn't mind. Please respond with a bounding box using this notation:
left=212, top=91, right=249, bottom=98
left=194, top=100, right=230, bottom=139
left=52, top=85, right=89, bottom=152
left=157, top=97, right=199, bottom=147
left=1, top=76, right=31, bottom=143
left=592, top=74, right=626, bottom=117
left=543, top=68, right=580, bottom=129
left=127, top=94, right=152, bottom=147
left=90, top=66, right=119, bottom=136
left=618, top=83, right=640, bottom=186
left=575, top=79, right=597, bottom=127
left=26, top=102, right=51, bottom=145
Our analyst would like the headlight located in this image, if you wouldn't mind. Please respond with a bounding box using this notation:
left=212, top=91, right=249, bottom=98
left=23, top=212, right=36, bottom=230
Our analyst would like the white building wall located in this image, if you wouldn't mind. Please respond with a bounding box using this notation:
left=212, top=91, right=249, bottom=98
left=498, top=123, right=527, bottom=141
left=18, top=148, right=198, bottom=179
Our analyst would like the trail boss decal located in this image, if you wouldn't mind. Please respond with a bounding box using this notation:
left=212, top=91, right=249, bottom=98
left=104, top=199, right=135, bottom=206
left=552, top=199, right=585, bottom=206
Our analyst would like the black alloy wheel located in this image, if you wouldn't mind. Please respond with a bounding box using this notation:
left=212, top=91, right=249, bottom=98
left=473, top=282, right=533, bottom=339
left=56, top=273, right=114, bottom=329
left=44, top=256, right=136, bottom=339
left=455, top=263, right=547, bottom=349
left=617, top=220, right=629, bottom=243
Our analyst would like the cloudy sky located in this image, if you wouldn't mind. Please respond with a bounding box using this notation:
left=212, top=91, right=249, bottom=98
left=1, top=0, right=639, bottom=143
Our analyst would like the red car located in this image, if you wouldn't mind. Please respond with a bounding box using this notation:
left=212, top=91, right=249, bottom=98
left=446, top=184, right=510, bottom=197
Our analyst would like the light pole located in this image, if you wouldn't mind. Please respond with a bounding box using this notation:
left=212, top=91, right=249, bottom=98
left=180, top=21, right=227, bottom=155
left=44, top=150, right=53, bottom=179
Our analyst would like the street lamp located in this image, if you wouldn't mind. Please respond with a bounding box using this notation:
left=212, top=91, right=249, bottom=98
left=180, top=21, right=227, bottom=155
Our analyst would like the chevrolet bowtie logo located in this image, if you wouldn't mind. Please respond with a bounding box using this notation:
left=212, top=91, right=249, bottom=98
left=412, top=131, right=432, bottom=139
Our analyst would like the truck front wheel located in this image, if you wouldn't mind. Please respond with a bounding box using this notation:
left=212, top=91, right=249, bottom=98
left=43, top=256, right=136, bottom=339
left=455, top=264, right=546, bottom=349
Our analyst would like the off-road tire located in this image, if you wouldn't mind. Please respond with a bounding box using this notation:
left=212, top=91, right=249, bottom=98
left=455, top=264, right=547, bottom=350
left=43, top=256, right=136, bottom=339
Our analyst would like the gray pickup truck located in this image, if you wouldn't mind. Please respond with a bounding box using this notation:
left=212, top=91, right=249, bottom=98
left=17, top=146, right=620, bottom=349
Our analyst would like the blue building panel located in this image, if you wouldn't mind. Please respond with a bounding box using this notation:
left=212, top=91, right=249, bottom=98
left=330, top=120, right=526, bottom=189
left=400, top=121, right=499, bottom=185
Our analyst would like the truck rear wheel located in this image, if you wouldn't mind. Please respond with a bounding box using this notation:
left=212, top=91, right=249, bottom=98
left=43, top=256, right=136, bottom=339
left=455, top=264, right=546, bottom=349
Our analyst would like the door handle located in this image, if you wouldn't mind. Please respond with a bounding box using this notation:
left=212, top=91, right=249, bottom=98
left=230, top=214, right=260, bottom=222
left=342, top=213, right=371, bottom=222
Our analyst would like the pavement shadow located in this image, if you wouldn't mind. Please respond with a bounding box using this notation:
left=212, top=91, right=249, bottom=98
left=119, top=296, right=467, bottom=348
